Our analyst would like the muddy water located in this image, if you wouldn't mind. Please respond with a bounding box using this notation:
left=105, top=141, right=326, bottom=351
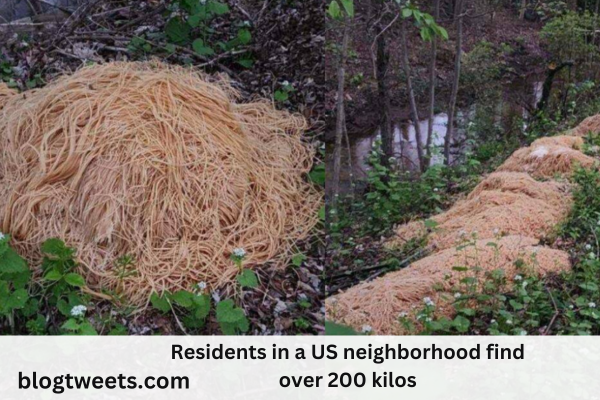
left=329, top=78, right=543, bottom=188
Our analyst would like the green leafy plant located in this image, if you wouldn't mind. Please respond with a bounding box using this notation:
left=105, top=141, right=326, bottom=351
left=0, top=233, right=30, bottom=328
left=150, top=287, right=211, bottom=330
left=399, top=2, right=448, bottom=42
left=61, top=305, right=98, bottom=335
left=160, top=0, right=253, bottom=66
left=274, top=81, right=295, bottom=103
left=216, top=299, right=249, bottom=335
left=327, top=0, right=354, bottom=20
left=230, top=247, right=258, bottom=289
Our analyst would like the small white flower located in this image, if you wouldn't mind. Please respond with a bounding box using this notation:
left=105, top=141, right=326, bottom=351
left=361, top=325, right=372, bottom=333
left=519, top=330, right=527, bottom=336
left=197, top=281, right=207, bottom=291
left=282, top=80, right=290, bottom=87
left=493, top=228, right=500, bottom=235
left=242, top=20, right=251, bottom=27
left=590, top=302, right=597, bottom=308
left=514, top=274, right=523, bottom=281
left=211, top=291, right=221, bottom=302
left=398, top=311, right=408, bottom=318
left=569, top=304, right=574, bottom=309
left=522, top=281, right=528, bottom=288
left=298, top=293, right=308, bottom=301
left=586, top=244, right=593, bottom=250
left=423, top=297, right=435, bottom=307
left=425, top=317, right=432, bottom=322
left=490, top=319, right=497, bottom=324
left=433, top=188, right=439, bottom=192
left=0, top=232, right=5, bottom=240
left=506, top=320, right=513, bottom=325
left=232, top=248, right=246, bottom=258
left=454, top=292, right=461, bottom=299
left=70, top=305, right=87, bottom=317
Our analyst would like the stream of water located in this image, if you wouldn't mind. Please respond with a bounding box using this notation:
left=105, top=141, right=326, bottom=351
left=328, top=78, right=543, bottom=190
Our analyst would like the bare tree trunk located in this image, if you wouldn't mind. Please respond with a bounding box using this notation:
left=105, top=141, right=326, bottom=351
left=376, top=27, right=393, bottom=166
left=444, top=0, right=464, bottom=166
left=374, top=1, right=393, bottom=167
left=424, top=0, right=440, bottom=169
left=519, top=0, right=527, bottom=19
left=331, top=19, right=350, bottom=202
left=399, top=17, right=424, bottom=171
left=536, top=61, right=574, bottom=113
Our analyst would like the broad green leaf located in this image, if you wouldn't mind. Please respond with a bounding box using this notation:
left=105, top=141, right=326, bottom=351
left=452, top=315, right=470, bottom=333
left=237, top=29, right=251, bottom=45
left=580, top=282, right=599, bottom=292
left=216, top=299, right=248, bottom=335
left=64, top=273, right=86, bottom=287
left=7, top=270, right=31, bottom=290
left=0, top=248, right=28, bottom=273
left=57, top=299, right=72, bottom=317
left=7, top=288, right=28, bottom=310
left=438, top=26, right=449, bottom=40
left=402, top=8, right=412, bottom=18
left=25, top=315, right=46, bottom=334
left=236, top=269, right=258, bottom=288
left=150, top=292, right=172, bottom=313
left=171, top=290, right=194, bottom=308
left=192, top=39, right=215, bottom=56
left=61, top=319, right=80, bottom=331
left=237, top=59, right=254, bottom=68
left=79, top=321, right=98, bottom=335
left=187, top=11, right=208, bottom=28
left=108, top=324, right=128, bottom=335
left=309, top=164, right=325, bottom=186
left=339, top=0, right=354, bottom=17
left=165, top=17, right=191, bottom=44
left=291, top=253, right=306, bottom=267
left=274, top=90, right=289, bottom=102
left=41, top=238, right=74, bottom=259
left=327, top=1, right=341, bottom=19
left=44, top=268, right=63, bottom=281
left=21, top=298, right=39, bottom=317
left=0, top=234, right=9, bottom=258
left=192, top=294, right=211, bottom=320
left=182, top=314, right=206, bottom=329
left=208, top=1, right=230, bottom=15
left=509, top=300, right=524, bottom=310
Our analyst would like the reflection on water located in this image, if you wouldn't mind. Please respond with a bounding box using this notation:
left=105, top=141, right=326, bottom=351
left=352, top=111, right=472, bottom=179
left=328, top=77, right=543, bottom=189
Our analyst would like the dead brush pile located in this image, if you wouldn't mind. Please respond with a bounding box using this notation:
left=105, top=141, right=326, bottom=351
left=328, top=120, right=599, bottom=334
left=0, top=62, right=321, bottom=306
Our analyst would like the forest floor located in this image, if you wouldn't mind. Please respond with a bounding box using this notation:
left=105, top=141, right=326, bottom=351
left=0, top=0, right=325, bottom=335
